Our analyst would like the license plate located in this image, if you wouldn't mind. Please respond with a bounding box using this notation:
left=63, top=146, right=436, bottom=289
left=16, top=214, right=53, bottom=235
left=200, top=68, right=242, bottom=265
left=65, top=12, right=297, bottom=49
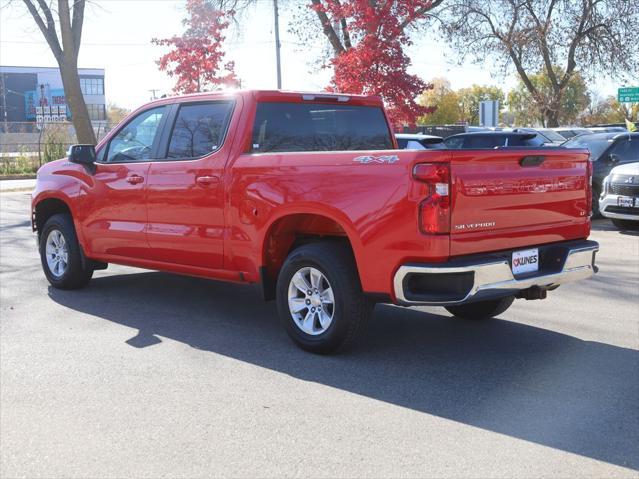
left=512, top=248, right=539, bottom=275
left=617, top=196, right=639, bottom=208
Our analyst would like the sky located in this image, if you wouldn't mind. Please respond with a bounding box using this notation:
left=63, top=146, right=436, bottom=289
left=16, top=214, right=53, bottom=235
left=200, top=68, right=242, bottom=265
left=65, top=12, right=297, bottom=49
left=0, top=0, right=620, bottom=110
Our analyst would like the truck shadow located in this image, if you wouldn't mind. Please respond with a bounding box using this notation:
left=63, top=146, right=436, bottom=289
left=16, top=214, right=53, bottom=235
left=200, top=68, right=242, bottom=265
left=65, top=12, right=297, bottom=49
left=48, top=272, right=638, bottom=471
left=591, top=218, right=639, bottom=236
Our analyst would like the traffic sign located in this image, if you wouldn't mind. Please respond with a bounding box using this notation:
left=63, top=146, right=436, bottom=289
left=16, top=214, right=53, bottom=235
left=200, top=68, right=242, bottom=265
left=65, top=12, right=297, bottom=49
left=618, top=87, right=639, bottom=103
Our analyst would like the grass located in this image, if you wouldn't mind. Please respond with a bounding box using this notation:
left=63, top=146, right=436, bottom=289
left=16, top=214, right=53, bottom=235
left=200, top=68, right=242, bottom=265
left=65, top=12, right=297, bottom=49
left=0, top=154, right=39, bottom=176
left=1, top=124, right=73, bottom=176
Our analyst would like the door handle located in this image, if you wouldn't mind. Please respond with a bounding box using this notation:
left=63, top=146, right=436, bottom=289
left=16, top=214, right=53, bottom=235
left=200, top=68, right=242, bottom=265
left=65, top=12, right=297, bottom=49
left=126, top=174, right=144, bottom=184
left=196, top=175, right=220, bottom=186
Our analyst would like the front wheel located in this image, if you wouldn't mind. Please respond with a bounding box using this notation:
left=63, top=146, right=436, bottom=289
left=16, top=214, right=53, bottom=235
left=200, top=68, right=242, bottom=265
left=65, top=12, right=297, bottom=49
left=39, top=213, right=93, bottom=289
left=445, top=296, right=514, bottom=320
left=276, top=242, right=372, bottom=354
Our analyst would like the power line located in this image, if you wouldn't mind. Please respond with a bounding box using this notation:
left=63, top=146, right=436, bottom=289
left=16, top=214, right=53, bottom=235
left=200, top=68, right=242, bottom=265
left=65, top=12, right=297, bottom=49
left=0, top=39, right=304, bottom=47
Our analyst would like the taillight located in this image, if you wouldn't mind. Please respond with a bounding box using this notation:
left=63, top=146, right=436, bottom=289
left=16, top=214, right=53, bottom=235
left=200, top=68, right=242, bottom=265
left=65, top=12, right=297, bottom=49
left=413, top=163, right=450, bottom=234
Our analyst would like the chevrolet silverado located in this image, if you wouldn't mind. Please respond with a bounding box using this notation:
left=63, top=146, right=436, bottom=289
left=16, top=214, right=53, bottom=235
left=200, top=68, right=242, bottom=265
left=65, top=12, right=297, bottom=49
left=32, top=90, right=599, bottom=353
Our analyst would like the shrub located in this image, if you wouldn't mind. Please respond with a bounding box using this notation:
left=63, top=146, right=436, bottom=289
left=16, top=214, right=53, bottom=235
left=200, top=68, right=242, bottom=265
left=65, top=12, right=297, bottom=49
left=42, top=124, right=73, bottom=164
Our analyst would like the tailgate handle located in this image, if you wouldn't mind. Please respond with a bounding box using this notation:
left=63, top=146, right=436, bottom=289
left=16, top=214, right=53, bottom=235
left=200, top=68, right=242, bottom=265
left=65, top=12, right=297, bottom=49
left=520, top=155, right=546, bottom=167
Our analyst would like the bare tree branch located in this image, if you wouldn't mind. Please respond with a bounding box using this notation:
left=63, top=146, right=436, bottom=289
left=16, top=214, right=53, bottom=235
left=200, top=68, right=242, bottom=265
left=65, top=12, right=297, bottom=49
left=310, top=0, right=345, bottom=54
left=22, top=0, right=63, bottom=60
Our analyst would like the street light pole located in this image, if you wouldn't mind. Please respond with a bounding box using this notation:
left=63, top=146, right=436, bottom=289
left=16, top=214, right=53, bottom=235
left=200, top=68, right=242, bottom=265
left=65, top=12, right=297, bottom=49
left=273, top=0, right=282, bottom=89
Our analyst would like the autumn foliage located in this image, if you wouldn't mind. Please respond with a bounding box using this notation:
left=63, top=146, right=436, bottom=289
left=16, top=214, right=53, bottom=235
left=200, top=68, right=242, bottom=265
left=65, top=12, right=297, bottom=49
left=311, top=0, right=438, bottom=127
left=153, top=0, right=238, bottom=94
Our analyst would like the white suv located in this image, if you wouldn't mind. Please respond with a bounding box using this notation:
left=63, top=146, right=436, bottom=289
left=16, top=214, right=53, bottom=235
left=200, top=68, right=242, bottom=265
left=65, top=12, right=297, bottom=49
left=599, top=162, right=639, bottom=230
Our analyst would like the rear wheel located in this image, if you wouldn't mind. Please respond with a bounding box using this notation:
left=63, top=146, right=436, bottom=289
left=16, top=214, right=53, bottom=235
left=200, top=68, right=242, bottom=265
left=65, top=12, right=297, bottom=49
left=39, top=213, right=93, bottom=289
left=445, top=296, right=514, bottom=320
left=611, top=219, right=639, bottom=230
left=276, top=242, right=372, bottom=354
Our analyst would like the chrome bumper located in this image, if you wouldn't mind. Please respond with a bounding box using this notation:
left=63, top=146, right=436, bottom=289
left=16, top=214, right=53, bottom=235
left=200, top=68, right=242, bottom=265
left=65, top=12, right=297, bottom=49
left=393, top=242, right=599, bottom=306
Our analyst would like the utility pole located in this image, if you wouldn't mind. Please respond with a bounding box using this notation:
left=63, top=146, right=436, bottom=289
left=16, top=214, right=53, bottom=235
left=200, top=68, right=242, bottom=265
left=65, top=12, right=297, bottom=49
left=0, top=73, right=8, bottom=132
left=273, top=0, right=282, bottom=89
left=149, top=89, right=159, bottom=100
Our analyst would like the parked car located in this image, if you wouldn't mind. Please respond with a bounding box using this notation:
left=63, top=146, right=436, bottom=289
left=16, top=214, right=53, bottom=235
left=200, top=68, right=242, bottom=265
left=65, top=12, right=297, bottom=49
left=588, top=126, right=627, bottom=133
left=552, top=127, right=593, bottom=140
left=31, top=90, right=599, bottom=353
left=599, top=162, right=639, bottom=230
left=443, top=130, right=547, bottom=149
left=395, top=133, right=444, bottom=150
left=526, top=128, right=569, bottom=145
left=563, top=132, right=639, bottom=216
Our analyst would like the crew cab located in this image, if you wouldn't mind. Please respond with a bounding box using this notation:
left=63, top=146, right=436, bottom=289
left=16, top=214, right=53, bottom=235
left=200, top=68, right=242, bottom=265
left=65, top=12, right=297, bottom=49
left=32, top=90, right=599, bottom=353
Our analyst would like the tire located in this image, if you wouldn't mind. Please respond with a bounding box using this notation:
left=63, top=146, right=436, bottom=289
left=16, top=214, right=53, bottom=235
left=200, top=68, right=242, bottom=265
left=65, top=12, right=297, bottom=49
left=39, top=213, right=93, bottom=289
left=591, top=188, right=601, bottom=218
left=611, top=219, right=639, bottom=231
left=276, top=241, right=372, bottom=354
left=445, top=296, right=514, bottom=320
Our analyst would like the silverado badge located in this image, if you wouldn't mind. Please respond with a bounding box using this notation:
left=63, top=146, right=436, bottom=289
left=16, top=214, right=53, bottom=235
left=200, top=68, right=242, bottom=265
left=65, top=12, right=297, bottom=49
left=353, top=155, right=399, bottom=164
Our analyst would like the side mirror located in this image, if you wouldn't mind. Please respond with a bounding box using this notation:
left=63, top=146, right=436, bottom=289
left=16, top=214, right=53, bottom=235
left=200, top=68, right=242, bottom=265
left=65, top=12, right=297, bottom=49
left=68, top=144, right=96, bottom=165
left=607, top=153, right=622, bottom=163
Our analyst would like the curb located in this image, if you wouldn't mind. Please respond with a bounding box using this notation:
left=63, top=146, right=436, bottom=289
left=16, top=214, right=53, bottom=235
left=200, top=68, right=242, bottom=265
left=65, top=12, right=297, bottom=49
left=0, top=188, right=34, bottom=194
left=0, top=175, right=37, bottom=180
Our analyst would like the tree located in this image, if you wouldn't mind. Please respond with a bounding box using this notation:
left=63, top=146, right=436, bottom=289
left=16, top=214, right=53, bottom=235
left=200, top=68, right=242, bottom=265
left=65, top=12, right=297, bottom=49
left=579, top=94, right=639, bottom=126
left=507, top=70, right=589, bottom=126
left=208, top=0, right=442, bottom=125
left=153, top=0, right=239, bottom=94
left=21, top=0, right=95, bottom=144
left=441, top=0, right=639, bottom=127
left=418, top=78, right=460, bottom=125
left=106, top=103, right=130, bottom=127
left=309, top=0, right=442, bottom=126
left=457, top=84, right=505, bottom=125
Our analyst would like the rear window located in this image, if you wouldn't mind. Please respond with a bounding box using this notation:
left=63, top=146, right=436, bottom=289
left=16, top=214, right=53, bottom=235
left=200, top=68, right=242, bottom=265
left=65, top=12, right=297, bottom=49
left=510, top=135, right=546, bottom=147
left=536, top=129, right=566, bottom=142
left=251, top=102, right=393, bottom=153
left=465, top=135, right=506, bottom=148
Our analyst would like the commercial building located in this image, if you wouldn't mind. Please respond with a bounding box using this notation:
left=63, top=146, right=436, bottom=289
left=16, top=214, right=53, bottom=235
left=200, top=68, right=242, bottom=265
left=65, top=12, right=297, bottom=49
left=0, top=65, right=106, bottom=125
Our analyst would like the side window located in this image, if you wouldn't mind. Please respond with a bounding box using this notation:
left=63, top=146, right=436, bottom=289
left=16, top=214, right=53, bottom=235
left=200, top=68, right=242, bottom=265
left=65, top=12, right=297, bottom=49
left=610, top=139, right=639, bottom=162
left=166, top=102, right=234, bottom=159
left=444, top=137, right=464, bottom=149
left=105, top=106, right=166, bottom=163
left=396, top=138, right=408, bottom=149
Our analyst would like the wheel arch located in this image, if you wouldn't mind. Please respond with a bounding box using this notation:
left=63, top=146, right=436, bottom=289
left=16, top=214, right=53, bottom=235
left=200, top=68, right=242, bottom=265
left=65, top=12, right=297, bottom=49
left=33, top=196, right=74, bottom=238
left=259, top=210, right=363, bottom=300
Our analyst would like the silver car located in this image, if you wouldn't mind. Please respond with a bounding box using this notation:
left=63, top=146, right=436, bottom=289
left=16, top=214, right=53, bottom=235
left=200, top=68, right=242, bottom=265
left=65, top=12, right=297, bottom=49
left=599, top=162, right=639, bottom=230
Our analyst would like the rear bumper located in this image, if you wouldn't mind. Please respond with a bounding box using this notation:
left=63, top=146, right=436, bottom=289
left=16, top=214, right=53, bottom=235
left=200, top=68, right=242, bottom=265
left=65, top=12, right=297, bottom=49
left=393, top=240, right=599, bottom=306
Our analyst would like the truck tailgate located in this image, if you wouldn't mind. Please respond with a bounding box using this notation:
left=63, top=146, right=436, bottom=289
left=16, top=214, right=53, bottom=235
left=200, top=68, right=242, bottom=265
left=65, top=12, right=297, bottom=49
left=450, top=148, right=590, bottom=256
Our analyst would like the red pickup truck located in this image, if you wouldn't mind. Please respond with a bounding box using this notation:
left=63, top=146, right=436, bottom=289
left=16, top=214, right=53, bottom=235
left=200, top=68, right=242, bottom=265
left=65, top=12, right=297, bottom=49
left=32, top=90, right=599, bottom=353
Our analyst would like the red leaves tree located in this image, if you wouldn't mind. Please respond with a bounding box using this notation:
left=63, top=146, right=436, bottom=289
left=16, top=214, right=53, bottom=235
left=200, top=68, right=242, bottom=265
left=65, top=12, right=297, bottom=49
left=310, top=0, right=441, bottom=127
left=152, top=0, right=239, bottom=94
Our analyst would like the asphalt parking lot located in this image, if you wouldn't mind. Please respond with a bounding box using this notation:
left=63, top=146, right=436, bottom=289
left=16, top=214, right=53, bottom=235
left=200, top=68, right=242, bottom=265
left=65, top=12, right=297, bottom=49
left=1, top=191, right=638, bottom=478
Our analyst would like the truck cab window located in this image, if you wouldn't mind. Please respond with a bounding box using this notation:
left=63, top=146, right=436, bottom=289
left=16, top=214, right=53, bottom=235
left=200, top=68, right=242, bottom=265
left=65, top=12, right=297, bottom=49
left=251, top=102, right=393, bottom=152
left=105, top=106, right=166, bottom=163
left=167, top=102, right=234, bottom=159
